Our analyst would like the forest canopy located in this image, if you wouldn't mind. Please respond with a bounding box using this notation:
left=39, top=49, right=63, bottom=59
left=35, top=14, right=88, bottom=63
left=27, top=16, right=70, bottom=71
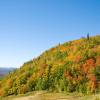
left=0, top=35, right=100, bottom=96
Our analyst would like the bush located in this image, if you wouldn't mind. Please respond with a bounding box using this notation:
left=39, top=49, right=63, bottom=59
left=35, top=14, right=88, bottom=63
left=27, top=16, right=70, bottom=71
left=18, top=85, right=28, bottom=94
left=27, top=79, right=36, bottom=91
left=35, top=77, right=47, bottom=90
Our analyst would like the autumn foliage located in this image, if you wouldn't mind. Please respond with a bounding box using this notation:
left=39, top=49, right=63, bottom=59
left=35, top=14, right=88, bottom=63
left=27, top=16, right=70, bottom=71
left=0, top=35, right=100, bottom=96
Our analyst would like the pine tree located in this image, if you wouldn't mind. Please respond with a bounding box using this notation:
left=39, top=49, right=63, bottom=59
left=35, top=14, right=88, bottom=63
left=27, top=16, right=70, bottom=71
left=87, top=33, right=90, bottom=40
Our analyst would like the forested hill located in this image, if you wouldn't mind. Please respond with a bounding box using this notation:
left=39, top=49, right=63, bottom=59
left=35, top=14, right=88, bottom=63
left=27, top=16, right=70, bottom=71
left=0, top=68, right=14, bottom=76
left=0, top=35, right=100, bottom=96
left=0, top=68, right=15, bottom=80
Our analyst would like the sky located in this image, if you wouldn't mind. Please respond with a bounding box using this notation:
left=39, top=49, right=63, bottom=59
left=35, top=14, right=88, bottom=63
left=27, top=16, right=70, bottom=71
left=0, top=0, right=100, bottom=68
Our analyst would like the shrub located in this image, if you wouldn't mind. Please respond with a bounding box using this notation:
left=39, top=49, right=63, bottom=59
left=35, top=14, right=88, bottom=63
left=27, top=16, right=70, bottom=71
left=18, top=85, right=28, bottom=94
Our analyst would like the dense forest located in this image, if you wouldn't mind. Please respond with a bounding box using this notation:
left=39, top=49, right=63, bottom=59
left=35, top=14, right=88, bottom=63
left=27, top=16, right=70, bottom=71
left=0, top=35, right=100, bottom=96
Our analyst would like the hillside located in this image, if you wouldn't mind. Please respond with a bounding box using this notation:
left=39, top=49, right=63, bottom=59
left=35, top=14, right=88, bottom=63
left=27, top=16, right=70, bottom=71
left=0, top=68, right=15, bottom=75
left=0, top=35, right=100, bottom=97
left=0, top=68, right=15, bottom=80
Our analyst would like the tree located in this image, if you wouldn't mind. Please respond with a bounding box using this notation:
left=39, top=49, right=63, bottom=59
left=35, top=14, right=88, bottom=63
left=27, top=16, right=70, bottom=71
left=87, top=33, right=90, bottom=40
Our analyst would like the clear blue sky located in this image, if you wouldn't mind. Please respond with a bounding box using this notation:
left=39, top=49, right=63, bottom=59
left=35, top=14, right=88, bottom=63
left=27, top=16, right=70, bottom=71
left=0, top=0, right=100, bottom=68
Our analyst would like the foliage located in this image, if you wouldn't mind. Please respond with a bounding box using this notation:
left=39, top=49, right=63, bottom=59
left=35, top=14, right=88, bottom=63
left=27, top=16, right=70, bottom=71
left=0, top=35, right=100, bottom=96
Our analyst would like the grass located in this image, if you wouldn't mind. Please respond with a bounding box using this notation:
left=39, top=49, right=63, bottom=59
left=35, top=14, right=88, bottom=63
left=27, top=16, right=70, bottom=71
left=0, top=91, right=100, bottom=100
